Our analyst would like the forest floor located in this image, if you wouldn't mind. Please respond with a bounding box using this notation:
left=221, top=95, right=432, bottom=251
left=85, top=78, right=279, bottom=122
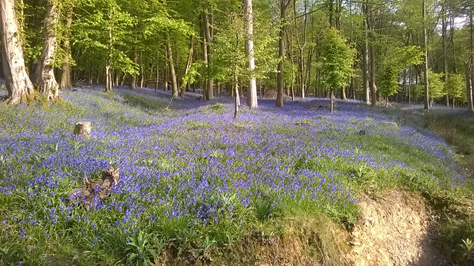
left=0, top=86, right=473, bottom=266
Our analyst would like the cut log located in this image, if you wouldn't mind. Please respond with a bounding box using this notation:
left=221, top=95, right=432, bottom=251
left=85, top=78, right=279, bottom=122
left=74, top=122, right=92, bottom=137
left=67, top=166, right=120, bottom=209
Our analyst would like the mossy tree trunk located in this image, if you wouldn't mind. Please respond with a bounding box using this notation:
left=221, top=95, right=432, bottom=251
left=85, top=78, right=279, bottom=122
left=0, top=0, right=35, bottom=104
left=60, top=4, right=73, bottom=90
left=35, top=0, right=60, bottom=100
left=166, top=33, right=178, bottom=98
left=276, top=0, right=291, bottom=107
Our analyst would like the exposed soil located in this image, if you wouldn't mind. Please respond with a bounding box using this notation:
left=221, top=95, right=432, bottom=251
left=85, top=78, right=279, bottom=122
left=347, top=189, right=452, bottom=266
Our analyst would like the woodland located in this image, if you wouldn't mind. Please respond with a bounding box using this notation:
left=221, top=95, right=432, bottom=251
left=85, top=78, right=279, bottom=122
left=0, top=0, right=474, bottom=109
left=1, top=0, right=474, bottom=265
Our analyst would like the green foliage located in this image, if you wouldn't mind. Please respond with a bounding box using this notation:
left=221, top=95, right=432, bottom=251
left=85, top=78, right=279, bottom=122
left=72, top=0, right=138, bottom=76
left=428, top=71, right=446, bottom=100
left=182, top=61, right=204, bottom=86
left=377, top=46, right=424, bottom=98
left=123, top=231, right=157, bottom=266
left=459, top=238, right=474, bottom=261
left=378, top=66, right=400, bottom=97
left=319, top=27, right=355, bottom=90
left=445, top=74, right=465, bottom=101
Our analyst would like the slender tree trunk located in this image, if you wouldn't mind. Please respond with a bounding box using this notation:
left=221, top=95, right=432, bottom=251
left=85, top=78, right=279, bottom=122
left=369, top=35, right=376, bottom=107
left=121, top=73, right=126, bottom=86
left=60, top=5, right=73, bottom=89
left=277, top=0, right=291, bottom=107
left=204, top=2, right=214, bottom=100
left=470, top=8, right=474, bottom=112
left=105, top=7, right=113, bottom=92
left=166, top=34, right=178, bottom=98
left=289, top=30, right=295, bottom=101
left=466, top=61, right=473, bottom=112
left=181, top=36, right=194, bottom=98
left=164, top=45, right=168, bottom=92
left=0, top=0, right=34, bottom=104
left=450, top=16, right=457, bottom=73
left=131, top=44, right=137, bottom=89
left=244, top=0, right=258, bottom=108
left=363, top=2, right=370, bottom=105
left=294, top=0, right=308, bottom=99
left=330, top=89, right=335, bottom=112
left=423, top=0, right=429, bottom=110
left=35, top=0, right=60, bottom=100
left=234, top=76, right=240, bottom=118
left=156, top=49, right=159, bottom=92
left=140, top=52, right=144, bottom=88
left=442, top=2, right=449, bottom=106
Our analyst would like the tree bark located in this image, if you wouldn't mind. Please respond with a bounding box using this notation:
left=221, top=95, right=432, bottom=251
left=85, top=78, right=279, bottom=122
left=105, top=7, right=113, bottom=92
left=131, top=44, right=137, bottom=89
left=442, top=2, right=449, bottom=106
left=276, top=0, right=291, bottom=107
left=466, top=61, right=473, bottom=112
left=164, top=44, right=168, bottom=92
left=182, top=36, right=194, bottom=98
left=244, top=0, right=258, bottom=108
left=0, top=0, right=35, bottom=104
left=140, top=53, right=144, bottom=88
left=35, top=0, right=60, bottom=100
left=60, top=4, right=73, bottom=89
left=423, top=0, right=430, bottom=110
left=363, top=2, right=370, bottom=105
left=470, top=7, right=474, bottom=112
left=204, top=2, right=214, bottom=100
left=155, top=49, right=159, bottom=92
left=166, top=34, right=178, bottom=98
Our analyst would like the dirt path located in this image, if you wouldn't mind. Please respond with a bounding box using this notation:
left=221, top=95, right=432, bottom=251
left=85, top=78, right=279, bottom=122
left=347, top=190, right=452, bottom=266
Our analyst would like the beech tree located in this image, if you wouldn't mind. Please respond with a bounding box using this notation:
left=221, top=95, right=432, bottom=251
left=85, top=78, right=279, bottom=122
left=35, top=0, right=60, bottom=100
left=244, top=0, right=258, bottom=108
left=0, top=0, right=35, bottom=104
left=276, top=0, right=291, bottom=107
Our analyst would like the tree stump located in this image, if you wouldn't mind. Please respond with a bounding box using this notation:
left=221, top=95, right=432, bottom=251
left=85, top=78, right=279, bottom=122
left=67, top=166, right=120, bottom=209
left=74, top=121, right=92, bottom=137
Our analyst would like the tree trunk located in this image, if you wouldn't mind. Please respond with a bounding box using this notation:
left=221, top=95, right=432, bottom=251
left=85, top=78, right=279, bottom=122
left=204, top=2, right=214, bottom=100
left=131, top=44, right=137, bottom=89
left=60, top=4, right=73, bottom=89
left=140, top=52, right=144, bottom=88
left=369, top=30, right=376, bottom=107
left=35, top=0, right=60, bottom=100
left=363, top=2, right=370, bottom=105
left=244, top=0, right=258, bottom=108
left=466, top=61, right=473, bottom=112
left=294, top=0, right=308, bottom=99
left=366, top=3, right=377, bottom=107
left=105, top=7, right=113, bottom=92
left=423, top=0, right=429, bottom=110
left=164, top=45, right=168, bottom=92
left=0, top=0, right=35, bottom=104
left=276, top=0, right=290, bottom=107
left=470, top=8, right=474, bottom=112
left=442, top=2, right=449, bottom=106
left=330, top=89, right=335, bottom=112
left=234, top=76, right=240, bottom=118
left=166, top=34, right=178, bottom=98
left=182, top=36, right=194, bottom=98
left=156, top=49, right=159, bottom=92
